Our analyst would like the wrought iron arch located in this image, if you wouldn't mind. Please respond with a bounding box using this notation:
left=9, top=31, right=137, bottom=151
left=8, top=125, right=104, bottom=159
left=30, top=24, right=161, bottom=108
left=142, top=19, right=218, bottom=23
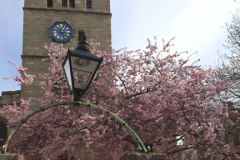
left=1, top=101, right=147, bottom=154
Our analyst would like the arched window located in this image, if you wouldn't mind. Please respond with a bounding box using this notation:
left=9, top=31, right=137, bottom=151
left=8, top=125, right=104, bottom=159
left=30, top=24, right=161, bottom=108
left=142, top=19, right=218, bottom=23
left=70, top=0, right=75, bottom=8
left=86, top=0, right=92, bottom=9
left=0, top=118, right=7, bottom=148
left=62, top=0, right=67, bottom=7
left=47, top=0, right=53, bottom=7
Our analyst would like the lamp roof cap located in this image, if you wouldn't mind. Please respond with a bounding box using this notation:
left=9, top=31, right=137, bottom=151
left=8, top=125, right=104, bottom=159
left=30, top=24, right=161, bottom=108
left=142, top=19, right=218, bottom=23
left=75, top=32, right=90, bottom=51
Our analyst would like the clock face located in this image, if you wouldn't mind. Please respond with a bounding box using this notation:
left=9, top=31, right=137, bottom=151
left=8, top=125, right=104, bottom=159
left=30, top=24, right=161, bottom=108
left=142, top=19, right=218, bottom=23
left=50, top=21, right=73, bottom=42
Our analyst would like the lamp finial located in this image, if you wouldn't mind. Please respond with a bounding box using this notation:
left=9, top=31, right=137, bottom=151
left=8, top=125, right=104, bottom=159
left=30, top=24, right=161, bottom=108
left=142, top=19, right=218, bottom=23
left=75, top=32, right=90, bottom=51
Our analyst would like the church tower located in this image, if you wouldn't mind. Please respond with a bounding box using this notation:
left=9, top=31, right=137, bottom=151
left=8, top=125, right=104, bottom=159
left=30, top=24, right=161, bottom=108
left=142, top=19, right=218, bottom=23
left=21, top=0, right=112, bottom=109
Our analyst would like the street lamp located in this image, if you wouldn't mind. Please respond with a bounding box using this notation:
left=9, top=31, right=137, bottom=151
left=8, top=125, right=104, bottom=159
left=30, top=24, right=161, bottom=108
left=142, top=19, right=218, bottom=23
left=62, top=32, right=103, bottom=101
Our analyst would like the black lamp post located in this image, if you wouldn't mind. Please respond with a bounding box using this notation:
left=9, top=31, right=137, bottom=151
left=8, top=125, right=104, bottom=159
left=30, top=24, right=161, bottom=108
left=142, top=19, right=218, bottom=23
left=62, top=33, right=103, bottom=101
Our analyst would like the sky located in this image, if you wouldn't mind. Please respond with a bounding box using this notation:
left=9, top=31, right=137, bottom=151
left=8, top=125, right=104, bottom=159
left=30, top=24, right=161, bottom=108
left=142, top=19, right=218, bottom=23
left=0, top=0, right=239, bottom=95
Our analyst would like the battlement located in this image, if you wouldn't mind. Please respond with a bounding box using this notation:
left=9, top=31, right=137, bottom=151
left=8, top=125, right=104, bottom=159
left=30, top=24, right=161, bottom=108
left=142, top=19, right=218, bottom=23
left=0, top=90, right=21, bottom=108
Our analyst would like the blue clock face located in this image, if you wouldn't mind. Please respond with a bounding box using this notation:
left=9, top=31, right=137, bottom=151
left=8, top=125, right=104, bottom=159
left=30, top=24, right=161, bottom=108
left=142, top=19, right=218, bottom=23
left=50, top=21, right=73, bottom=42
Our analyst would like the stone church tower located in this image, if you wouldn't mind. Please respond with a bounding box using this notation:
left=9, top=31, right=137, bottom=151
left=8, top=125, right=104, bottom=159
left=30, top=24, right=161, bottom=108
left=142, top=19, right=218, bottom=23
left=22, top=0, right=112, bottom=110
left=0, top=0, right=111, bottom=153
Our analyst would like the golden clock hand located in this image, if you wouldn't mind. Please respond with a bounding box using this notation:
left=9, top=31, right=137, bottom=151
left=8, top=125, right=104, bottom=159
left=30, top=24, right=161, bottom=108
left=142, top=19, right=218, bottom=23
left=61, top=25, right=66, bottom=32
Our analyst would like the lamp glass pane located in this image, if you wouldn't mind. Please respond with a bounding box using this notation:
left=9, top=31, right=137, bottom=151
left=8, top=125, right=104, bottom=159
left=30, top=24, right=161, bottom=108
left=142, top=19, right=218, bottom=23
left=72, top=69, right=91, bottom=89
left=63, top=58, right=73, bottom=92
left=70, top=56, right=99, bottom=90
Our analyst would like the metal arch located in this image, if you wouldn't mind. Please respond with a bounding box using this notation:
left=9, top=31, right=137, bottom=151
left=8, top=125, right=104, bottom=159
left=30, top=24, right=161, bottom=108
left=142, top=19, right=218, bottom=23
left=1, top=101, right=147, bottom=154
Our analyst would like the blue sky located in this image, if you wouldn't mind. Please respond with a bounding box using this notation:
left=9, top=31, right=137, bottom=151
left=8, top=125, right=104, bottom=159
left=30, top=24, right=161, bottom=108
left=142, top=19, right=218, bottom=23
left=0, top=0, right=239, bottom=95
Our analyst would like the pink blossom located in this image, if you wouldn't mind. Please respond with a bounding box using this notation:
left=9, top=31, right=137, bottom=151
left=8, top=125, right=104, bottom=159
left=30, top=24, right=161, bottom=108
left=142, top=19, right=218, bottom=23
left=1, top=39, right=236, bottom=160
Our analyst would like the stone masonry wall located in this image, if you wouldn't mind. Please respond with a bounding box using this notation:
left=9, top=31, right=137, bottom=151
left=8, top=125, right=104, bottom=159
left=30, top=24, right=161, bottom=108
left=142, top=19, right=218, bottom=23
left=22, top=9, right=111, bottom=57
left=0, top=91, right=21, bottom=108
left=0, top=90, right=21, bottom=121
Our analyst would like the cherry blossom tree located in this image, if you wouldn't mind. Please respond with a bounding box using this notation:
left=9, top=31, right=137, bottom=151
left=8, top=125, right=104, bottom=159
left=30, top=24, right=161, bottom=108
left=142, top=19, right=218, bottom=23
left=1, top=38, right=239, bottom=160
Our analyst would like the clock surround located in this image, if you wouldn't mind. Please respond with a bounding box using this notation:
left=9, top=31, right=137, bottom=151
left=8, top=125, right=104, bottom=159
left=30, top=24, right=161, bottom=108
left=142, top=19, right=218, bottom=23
left=50, top=21, right=73, bottom=42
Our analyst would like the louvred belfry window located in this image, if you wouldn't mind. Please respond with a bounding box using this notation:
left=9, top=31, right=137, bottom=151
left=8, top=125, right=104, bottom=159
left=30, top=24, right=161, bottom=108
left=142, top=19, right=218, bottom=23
left=62, top=0, right=67, bottom=7
left=70, top=0, right=75, bottom=8
left=47, top=0, right=53, bottom=7
left=78, top=31, right=84, bottom=42
left=86, top=0, right=92, bottom=9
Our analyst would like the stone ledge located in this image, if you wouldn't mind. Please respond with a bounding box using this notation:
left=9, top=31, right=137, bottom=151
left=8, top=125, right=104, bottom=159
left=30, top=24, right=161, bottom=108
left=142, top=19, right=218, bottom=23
left=1, top=91, right=21, bottom=95
left=21, top=55, right=50, bottom=58
left=0, top=153, right=25, bottom=160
